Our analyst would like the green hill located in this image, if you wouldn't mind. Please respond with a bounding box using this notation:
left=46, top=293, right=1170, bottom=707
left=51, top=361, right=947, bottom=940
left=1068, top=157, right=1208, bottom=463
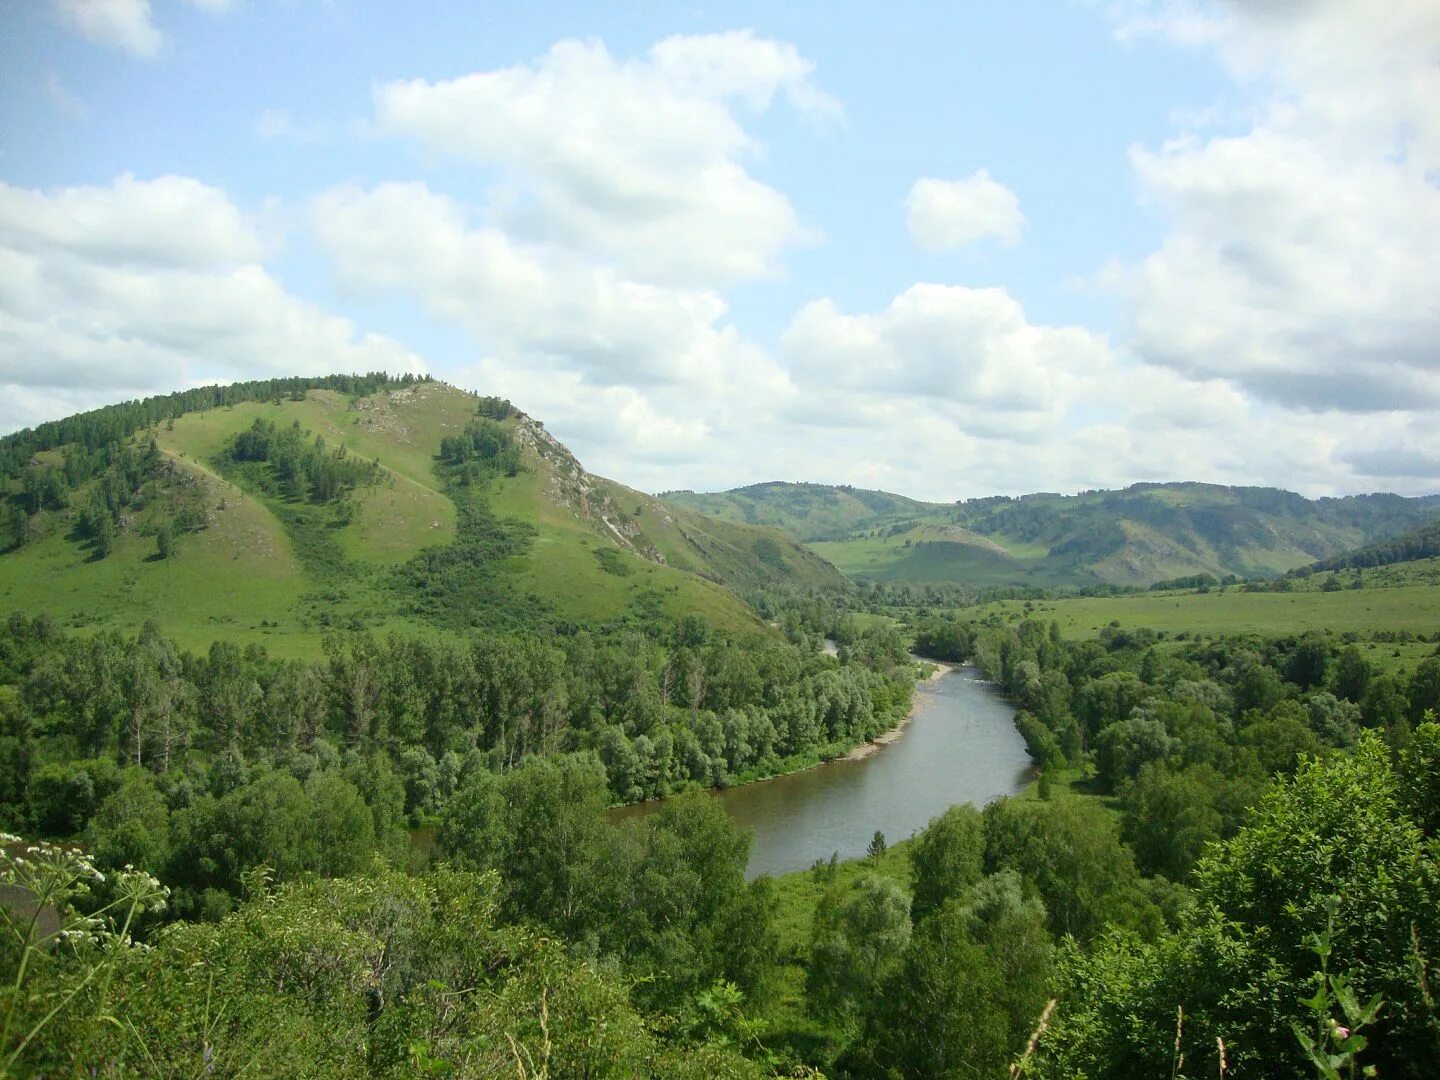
left=1296, top=518, right=1440, bottom=574
left=0, top=379, right=842, bottom=655
left=666, top=480, right=1440, bottom=589
left=661, top=481, right=929, bottom=541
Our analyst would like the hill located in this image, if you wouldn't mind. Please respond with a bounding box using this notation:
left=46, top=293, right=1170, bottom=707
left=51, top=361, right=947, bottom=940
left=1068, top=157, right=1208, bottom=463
left=1295, top=518, right=1440, bottom=574
left=666, top=481, right=1440, bottom=589
left=660, top=482, right=929, bottom=541
left=0, top=378, right=842, bottom=655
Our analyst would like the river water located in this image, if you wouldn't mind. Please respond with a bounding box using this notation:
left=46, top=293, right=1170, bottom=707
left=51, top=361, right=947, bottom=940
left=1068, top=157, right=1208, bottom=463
left=611, top=663, right=1032, bottom=879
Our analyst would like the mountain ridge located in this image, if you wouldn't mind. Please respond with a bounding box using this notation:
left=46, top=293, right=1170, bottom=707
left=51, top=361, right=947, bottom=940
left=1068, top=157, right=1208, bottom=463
left=663, top=480, right=1440, bottom=588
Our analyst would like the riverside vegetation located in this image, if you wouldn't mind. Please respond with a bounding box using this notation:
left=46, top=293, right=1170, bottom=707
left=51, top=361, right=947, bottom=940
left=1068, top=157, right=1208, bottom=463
left=1, top=376, right=1438, bottom=1077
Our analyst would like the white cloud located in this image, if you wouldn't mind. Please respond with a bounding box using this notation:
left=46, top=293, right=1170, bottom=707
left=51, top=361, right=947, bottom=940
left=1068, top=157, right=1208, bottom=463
left=370, top=32, right=835, bottom=286
left=783, top=285, right=1103, bottom=420
left=312, top=181, right=782, bottom=395
left=305, top=170, right=1418, bottom=499
left=309, top=178, right=804, bottom=485
left=1113, top=1, right=1440, bottom=416
left=0, top=174, right=264, bottom=268
left=906, top=172, right=1025, bottom=250
left=0, top=177, right=423, bottom=431
left=52, top=0, right=162, bottom=57
left=1127, top=129, right=1440, bottom=410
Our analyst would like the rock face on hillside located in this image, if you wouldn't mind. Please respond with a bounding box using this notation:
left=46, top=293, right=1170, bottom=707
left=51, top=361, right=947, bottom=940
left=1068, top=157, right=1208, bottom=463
left=514, top=416, right=667, bottom=565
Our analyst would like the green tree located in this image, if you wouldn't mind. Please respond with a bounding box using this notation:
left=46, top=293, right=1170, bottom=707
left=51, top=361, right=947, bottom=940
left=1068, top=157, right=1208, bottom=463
left=83, top=770, right=170, bottom=873
left=855, top=875, right=1051, bottom=1080
left=1120, top=762, right=1224, bottom=880
left=983, top=796, right=1153, bottom=942
left=2, top=503, right=28, bottom=552
left=439, top=754, right=610, bottom=936
left=1407, top=657, right=1440, bottom=723
left=1285, top=633, right=1333, bottom=691
left=1093, top=716, right=1179, bottom=793
left=1334, top=645, right=1372, bottom=703
left=91, top=513, right=114, bottom=559
left=1397, top=719, right=1440, bottom=836
left=1038, top=733, right=1440, bottom=1080
left=909, top=803, right=985, bottom=923
left=304, top=772, right=375, bottom=878
left=1239, top=701, right=1325, bottom=775
left=807, top=873, right=911, bottom=1026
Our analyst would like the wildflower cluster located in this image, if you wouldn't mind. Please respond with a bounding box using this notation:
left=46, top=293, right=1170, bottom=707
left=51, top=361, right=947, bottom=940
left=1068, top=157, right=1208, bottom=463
left=2, top=835, right=170, bottom=1069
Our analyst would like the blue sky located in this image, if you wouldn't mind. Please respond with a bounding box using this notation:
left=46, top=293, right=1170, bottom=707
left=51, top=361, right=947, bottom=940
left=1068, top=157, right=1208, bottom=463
left=2, top=1, right=1437, bottom=500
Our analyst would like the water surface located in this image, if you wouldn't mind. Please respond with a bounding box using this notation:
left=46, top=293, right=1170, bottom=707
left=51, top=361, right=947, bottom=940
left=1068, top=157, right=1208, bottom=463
left=612, top=664, right=1032, bottom=878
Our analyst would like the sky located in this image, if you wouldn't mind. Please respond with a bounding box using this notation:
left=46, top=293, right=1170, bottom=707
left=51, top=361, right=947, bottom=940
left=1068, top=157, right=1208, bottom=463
left=1, top=0, right=1438, bottom=502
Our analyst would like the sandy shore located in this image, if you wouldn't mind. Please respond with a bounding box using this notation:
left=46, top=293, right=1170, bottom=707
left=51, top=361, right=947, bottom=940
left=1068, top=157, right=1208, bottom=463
left=838, top=659, right=957, bottom=762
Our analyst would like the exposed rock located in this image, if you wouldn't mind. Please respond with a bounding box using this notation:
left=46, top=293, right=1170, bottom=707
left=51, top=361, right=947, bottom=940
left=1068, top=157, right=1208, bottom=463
left=513, top=417, right=667, bottom=565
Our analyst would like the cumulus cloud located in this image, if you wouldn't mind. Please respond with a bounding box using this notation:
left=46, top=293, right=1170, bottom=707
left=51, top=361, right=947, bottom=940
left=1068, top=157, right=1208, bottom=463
left=906, top=172, right=1025, bottom=250
left=312, top=181, right=783, bottom=395
left=0, top=176, right=424, bottom=431
left=52, top=0, right=162, bottom=57
left=783, top=285, right=1103, bottom=421
left=1114, top=1, right=1440, bottom=417
left=370, top=32, right=835, bottom=286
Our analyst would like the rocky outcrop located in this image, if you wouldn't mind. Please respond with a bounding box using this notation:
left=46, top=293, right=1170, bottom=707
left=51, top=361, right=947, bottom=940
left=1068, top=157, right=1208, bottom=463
left=513, top=417, right=667, bottom=565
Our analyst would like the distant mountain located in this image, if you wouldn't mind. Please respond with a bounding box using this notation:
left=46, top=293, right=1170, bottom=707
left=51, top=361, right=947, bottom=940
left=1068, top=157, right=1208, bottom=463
left=664, top=480, right=1440, bottom=589
left=0, top=380, right=841, bottom=655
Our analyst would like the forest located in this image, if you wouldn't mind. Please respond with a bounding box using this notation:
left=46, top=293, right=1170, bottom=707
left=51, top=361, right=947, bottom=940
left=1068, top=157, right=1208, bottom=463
left=3, top=599, right=1437, bottom=1076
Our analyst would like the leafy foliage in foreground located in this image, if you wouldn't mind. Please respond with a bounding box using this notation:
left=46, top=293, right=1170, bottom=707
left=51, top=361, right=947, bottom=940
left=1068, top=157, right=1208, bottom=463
left=1032, top=733, right=1440, bottom=1078
left=2, top=853, right=764, bottom=1078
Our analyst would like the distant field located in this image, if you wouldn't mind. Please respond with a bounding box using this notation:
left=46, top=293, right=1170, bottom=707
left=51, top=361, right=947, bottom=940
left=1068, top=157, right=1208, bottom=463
left=964, top=581, right=1440, bottom=675
left=973, top=582, right=1440, bottom=637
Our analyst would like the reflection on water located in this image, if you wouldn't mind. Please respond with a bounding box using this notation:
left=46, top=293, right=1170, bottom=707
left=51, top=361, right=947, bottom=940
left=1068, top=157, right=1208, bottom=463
left=610, top=664, right=1032, bottom=879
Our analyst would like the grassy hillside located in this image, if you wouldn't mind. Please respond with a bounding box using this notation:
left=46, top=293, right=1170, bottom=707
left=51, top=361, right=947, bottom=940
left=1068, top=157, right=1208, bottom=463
left=661, top=481, right=929, bottom=541
left=669, top=480, right=1440, bottom=589
left=0, top=381, right=841, bottom=655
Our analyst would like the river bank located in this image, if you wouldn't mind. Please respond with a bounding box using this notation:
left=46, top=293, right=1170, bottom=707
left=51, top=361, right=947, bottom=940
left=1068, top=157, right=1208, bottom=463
left=837, top=657, right=956, bottom=762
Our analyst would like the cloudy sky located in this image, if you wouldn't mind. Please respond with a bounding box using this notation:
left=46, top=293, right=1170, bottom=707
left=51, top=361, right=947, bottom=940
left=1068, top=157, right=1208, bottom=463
left=2, top=1, right=1437, bottom=500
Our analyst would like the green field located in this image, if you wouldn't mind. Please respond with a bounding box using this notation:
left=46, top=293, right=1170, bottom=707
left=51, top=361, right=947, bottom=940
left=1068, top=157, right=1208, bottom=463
left=962, top=580, right=1440, bottom=677
left=973, top=583, right=1440, bottom=639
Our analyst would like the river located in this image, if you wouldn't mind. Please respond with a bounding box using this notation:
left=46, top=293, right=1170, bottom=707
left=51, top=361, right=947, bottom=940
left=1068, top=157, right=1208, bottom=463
left=610, top=662, right=1032, bottom=879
